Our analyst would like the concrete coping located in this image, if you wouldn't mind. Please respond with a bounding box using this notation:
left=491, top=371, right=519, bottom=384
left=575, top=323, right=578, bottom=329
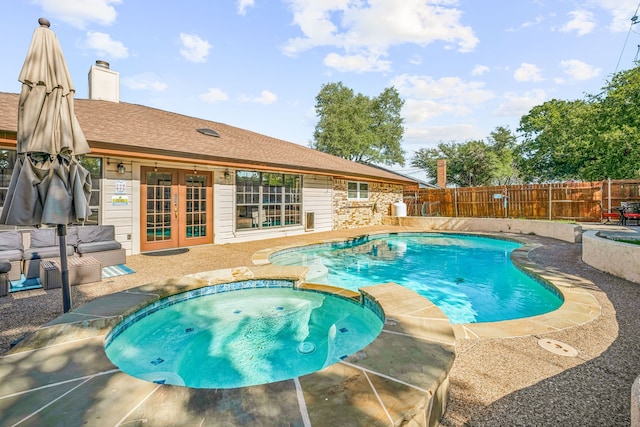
left=0, top=265, right=455, bottom=426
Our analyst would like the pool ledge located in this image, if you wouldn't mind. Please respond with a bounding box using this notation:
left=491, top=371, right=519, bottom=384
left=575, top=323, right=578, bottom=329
left=0, top=269, right=455, bottom=427
left=253, top=231, right=602, bottom=340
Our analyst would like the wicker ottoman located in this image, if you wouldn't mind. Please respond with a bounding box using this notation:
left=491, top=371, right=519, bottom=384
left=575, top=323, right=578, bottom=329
left=40, top=256, right=102, bottom=289
left=0, top=260, right=11, bottom=297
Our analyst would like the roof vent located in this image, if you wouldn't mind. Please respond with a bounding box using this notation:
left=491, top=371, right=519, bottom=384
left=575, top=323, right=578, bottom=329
left=196, top=128, right=220, bottom=138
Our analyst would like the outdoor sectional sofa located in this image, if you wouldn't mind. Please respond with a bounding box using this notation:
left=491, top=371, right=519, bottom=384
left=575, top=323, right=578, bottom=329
left=0, top=225, right=125, bottom=281
left=0, top=231, right=23, bottom=282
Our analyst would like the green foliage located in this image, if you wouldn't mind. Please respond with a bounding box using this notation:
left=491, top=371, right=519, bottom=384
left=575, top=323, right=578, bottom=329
left=516, top=66, right=640, bottom=181
left=487, top=126, right=519, bottom=185
left=311, top=82, right=406, bottom=166
left=411, top=126, right=518, bottom=187
left=78, top=156, right=102, bottom=179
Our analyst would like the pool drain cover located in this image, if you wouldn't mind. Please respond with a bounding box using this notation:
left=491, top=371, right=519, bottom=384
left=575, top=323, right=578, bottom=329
left=297, top=342, right=316, bottom=354
left=538, top=338, right=578, bottom=357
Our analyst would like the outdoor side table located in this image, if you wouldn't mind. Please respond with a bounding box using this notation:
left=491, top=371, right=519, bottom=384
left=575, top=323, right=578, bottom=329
left=40, top=256, right=102, bottom=289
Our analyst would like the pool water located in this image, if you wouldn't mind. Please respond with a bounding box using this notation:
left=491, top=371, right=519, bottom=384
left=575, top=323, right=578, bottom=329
left=105, top=285, right=383, bottom=389
left=269, top=233, right=563, bottom=324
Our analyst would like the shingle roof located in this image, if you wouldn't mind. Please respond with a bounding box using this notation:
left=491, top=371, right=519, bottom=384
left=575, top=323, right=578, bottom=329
left=0, top=92, right=414, bottom=184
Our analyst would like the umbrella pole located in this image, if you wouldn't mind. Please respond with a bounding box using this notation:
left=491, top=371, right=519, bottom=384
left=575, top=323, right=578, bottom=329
left=57, top=224, right=72, bottom=312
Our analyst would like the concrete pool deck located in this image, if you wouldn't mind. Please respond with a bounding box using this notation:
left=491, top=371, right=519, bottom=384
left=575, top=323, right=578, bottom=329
left=0, top=224, right=638, bottom=425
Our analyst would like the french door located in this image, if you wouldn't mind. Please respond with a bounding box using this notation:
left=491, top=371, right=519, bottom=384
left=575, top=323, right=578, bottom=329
left=141, top=167, right=213, bottom=252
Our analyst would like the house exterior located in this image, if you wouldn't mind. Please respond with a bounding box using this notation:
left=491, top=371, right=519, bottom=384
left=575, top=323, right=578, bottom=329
left=0, top=63, right=415, bottom=255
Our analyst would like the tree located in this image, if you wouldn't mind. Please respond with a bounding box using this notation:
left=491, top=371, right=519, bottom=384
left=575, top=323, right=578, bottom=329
left=516, top=99, right=594, bottom=182
left=516, top=66, right=640, bottom=181
left=411, top=126, right=519, bottom=187
left=412, top=139, right=501, bottom=187
left=311, top=82, right=405, bottom=166
left=488, top=126, right=519, bottom=185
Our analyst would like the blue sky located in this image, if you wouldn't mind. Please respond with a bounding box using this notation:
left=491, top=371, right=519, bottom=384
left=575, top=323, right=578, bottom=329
left=1, top=0, right=639, bottom=178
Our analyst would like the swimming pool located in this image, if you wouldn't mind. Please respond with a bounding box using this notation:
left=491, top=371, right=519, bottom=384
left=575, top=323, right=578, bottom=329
left=104, top=280, right=383, bottom=389
left=269, top=233, right=563, bottom=324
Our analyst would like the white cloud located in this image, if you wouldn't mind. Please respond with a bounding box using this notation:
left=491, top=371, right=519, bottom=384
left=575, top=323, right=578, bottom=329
left=122, top=74, right=168, bottom=91
left=559, top=59, right=601, bottom=81
left=84, top=32, right=129, bottom=59
left=392, top=74, right=494, bottom=125
left=237, top=0, right=255, bottom=15
left=251, top=90, right=278, bottom=104
left=560, top=10, right=596, bottom=36
left=199, top=88, right=229, bottom=103
left=514, top=63, right=543, bottom=82
left=404, top=124, right=486, bottom=148
left=323, top=52, right=392, bottom=72
left=593, top=0, right=639, bottom=32
left=392, top=74, right=494, bottom=104
left=282, top=0, right=478, bottom=72
left=520, top=15, right=545, bottom=29
left=403, top=99, right=458, bottom=123
left=179, top=33, right=212, bottom=63
left=409, top=54, right=423, bottom=65
left=471, top=65, right=490, bottom=76
left=493, top=89, right=548, bottom=117
left=32, top=0, right=120, bottom=29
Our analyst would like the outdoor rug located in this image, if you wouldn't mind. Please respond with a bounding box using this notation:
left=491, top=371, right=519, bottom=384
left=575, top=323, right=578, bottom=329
left=8, top=265, right=135, bottom=293
left=102, top=264, right=135, bottom=279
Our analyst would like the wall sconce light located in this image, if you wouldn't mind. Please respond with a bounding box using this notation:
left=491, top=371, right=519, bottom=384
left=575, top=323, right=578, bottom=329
left=117, top=162, right=125, bottom=174
left=223, top=168, right=230, bottom=179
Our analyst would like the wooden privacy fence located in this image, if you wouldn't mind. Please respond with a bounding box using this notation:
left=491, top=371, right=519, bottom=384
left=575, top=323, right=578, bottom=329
left=403, top=179, right=640, bottom=222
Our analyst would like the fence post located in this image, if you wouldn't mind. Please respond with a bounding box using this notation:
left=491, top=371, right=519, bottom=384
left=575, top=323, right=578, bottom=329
left=608, top=178, right=611, bottom=213
left=454, top=187, right=458, bottom=217
left=548, top=183, right=552, bottom=221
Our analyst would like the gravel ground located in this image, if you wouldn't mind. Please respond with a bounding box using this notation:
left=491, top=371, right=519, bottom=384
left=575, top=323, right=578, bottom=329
left=1, top=225, right=637, bottom=426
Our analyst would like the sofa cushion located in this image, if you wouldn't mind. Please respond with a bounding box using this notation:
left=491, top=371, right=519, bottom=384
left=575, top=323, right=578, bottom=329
left=76, top=240, right=122, bottom=254
left=0, top=249, right=23, bottom=262
left=0, top=231, right=23, bottom=251
left=23, top=245, right=75, bottom=260
left=30, top=228, right=57, bottom=248
left=66, top=227, right=79, bottom=247
left=0, top=260, right=11, bottom=273
left=77, top=225, right=115, bottom=244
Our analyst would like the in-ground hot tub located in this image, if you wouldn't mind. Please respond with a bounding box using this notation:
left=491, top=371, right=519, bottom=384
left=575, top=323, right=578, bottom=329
left=105, top=280, right=384, bottom=389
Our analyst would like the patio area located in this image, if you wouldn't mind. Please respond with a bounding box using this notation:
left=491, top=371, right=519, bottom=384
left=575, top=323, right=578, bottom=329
left=0, top=224, right=638, bottom=425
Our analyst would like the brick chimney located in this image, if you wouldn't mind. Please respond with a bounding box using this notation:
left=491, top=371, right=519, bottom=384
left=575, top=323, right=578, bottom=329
left=437, top=159, right=447, bottom=188
left=88, top=60, right=119, bottom=102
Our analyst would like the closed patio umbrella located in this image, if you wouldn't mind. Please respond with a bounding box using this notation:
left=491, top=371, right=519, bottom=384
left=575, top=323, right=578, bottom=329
left=0, top=18, right=92, bottom=312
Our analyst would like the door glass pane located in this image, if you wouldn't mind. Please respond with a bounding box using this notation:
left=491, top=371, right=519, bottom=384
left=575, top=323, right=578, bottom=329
left=185, top=174, right=208, bottom=239
left=146, top=172, right=173, bottom=242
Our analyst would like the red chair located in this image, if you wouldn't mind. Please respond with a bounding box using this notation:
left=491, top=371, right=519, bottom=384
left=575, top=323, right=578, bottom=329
left=624, top=212, right=640, bottom=226
left=602, top=212, right=620, bottom=224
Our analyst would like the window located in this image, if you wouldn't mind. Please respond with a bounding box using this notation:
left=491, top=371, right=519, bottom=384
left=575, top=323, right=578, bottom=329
left=0, top=151, right=102, bottom=226
left=78, top=156, right=102, bottom=225
left=347, top=181, right=369, bottom=200
left=0, top=150, right=17, bottom=210
left=236, top=171, right=302, bottom=230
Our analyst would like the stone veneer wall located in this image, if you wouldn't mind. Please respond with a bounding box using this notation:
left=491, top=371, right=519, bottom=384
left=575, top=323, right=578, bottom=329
left=332, top=180, right=403, bottom=230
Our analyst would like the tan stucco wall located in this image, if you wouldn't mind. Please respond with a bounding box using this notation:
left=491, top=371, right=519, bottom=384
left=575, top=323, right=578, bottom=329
left=582, top=230, right=640, bottom=284
left=383, top=216, right=583, bottom=243
left=332, top=180, right=403, bottom=230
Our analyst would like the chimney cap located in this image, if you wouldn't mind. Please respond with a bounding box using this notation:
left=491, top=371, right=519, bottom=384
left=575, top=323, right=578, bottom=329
left=95, top=60, right=110, bottom=69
